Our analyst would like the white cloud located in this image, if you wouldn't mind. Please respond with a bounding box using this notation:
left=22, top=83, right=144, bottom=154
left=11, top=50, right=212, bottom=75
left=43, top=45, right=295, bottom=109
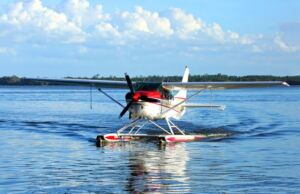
left=95, top=23, right=120, bottom=38
left=273, top=23, right=300, bottom=52
left=0, top=0, right=265, bottom=52
left=64, top=0, right=110, bottom=28
left=274, top=35, right=299, bottom=52
left=0, top=0, right=85, bottom=43
left=205, top=23, right=225, bottom=42
left=169, top=8, right=203, bottom=39
left=168, top=8, right=257, bottom=46
left=119, top=6, right=173, bottom=37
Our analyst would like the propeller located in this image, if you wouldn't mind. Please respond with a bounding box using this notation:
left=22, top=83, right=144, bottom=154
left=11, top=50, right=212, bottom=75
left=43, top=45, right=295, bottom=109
left=119, top=73, right=160, bottom=118
left=119, top=100, right=134, bottom=118
left=119, top=73, right=134, bottom=118
left=125, top=73, right=134, bottom=94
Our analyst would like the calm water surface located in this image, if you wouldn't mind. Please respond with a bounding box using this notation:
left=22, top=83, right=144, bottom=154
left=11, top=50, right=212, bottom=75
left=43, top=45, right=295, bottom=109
left=0, top=86, right=299, bottom=193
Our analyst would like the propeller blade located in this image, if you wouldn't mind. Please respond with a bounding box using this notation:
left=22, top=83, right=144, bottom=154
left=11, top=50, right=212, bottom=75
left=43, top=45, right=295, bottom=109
left=119, top=100, right=134, bottom=118
left=125, top=73, right=134, bottom=94
left=140, top=96, right=160, bottom=103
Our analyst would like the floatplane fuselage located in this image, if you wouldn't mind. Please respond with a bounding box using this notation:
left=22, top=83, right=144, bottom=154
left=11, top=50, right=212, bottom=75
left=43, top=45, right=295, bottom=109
left=125, top=75, right=189, bottom=121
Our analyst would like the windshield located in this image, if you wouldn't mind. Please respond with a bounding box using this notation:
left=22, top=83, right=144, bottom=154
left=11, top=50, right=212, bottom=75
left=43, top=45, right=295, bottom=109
left=134, top=82, right=162, bottom=91
left=134, top=82, right=173, bottom=99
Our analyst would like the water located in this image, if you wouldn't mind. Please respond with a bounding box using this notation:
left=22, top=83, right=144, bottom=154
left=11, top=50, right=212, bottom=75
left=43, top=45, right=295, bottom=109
left=0, top=86, right=299, bottom=193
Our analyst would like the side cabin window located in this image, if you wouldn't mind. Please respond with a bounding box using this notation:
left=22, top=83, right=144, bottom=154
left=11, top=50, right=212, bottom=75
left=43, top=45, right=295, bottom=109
left=162, top=88, right=173, bottom=100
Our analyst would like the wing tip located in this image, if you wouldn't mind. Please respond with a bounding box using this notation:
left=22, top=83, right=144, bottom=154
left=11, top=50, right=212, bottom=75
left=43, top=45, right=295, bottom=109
left=282, top=81, right=290, bottom=87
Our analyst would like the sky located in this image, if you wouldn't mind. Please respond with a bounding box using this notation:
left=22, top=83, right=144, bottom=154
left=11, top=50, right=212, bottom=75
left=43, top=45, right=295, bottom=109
left=0, top=0, right=299, bottom=77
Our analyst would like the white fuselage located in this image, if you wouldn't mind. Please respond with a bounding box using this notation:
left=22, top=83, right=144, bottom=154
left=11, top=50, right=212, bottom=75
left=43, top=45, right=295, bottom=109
left=129, top=98, right=186, bottom=120
left=128, top=66, right=189, bottom=120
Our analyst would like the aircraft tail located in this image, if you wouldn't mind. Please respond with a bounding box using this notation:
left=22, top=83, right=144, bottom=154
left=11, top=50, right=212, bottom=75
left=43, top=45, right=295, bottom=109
left=174, top=66, right=189, bottom=99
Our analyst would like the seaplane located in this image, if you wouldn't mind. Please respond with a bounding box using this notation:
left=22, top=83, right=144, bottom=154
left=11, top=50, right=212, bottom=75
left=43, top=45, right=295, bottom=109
left=28, top=67, right=289, bottom=144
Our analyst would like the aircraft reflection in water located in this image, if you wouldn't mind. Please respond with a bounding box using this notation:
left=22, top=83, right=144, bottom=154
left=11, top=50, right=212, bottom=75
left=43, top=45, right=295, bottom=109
left=101, top=143, right=190, bottom=193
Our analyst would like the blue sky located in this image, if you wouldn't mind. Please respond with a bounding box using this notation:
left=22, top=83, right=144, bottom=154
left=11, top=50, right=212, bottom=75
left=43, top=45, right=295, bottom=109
left=0, top=0, right=299, bottom=77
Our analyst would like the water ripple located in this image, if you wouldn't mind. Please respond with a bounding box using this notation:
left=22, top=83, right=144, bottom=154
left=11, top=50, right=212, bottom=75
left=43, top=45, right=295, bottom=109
left=0, top=86, right=299, bottom=193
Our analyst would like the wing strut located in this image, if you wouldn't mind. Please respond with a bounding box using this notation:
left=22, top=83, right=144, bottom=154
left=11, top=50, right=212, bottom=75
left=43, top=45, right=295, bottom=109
left=90, top=85, right=93, bottom=109
left=162, top=89, right=204, bottom=114
left=98, top=88, right=125, bottom=108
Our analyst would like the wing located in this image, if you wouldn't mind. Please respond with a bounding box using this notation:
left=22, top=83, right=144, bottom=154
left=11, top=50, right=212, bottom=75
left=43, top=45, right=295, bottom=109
left=25, top=78, right=131, bottom=89
left=163, top=81, right=289, bottom=90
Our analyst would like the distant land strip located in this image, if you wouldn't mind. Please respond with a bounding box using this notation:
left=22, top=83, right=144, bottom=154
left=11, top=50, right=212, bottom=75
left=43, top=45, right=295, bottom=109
left=0, top=74, right=299, bottom=85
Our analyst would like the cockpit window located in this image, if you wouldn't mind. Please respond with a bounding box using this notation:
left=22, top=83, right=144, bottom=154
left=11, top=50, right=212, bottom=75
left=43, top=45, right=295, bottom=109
left=162, top=88, right=173, bottom=99
left=134, top=82, right=173, bottom=99
left=134, top=82, right=162, bottom=91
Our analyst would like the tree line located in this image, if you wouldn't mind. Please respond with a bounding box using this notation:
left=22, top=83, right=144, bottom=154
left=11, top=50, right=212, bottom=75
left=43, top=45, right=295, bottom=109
left=0, top=74, right=299, bottom=85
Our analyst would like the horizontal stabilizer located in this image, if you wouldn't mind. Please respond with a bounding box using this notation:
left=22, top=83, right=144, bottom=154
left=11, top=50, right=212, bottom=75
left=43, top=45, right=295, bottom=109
left=183, top=103, right=225, bottom=110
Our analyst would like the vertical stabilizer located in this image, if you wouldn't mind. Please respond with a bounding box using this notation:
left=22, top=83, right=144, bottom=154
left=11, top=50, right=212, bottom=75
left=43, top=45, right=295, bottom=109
left=181, top=66, right=189, bottom=83
left=174, top=66, right=189, bottom=99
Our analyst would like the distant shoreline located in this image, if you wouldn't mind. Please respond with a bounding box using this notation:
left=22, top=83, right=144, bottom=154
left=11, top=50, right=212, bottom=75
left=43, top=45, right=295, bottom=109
left=1, top=74, right=299, bottom=85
